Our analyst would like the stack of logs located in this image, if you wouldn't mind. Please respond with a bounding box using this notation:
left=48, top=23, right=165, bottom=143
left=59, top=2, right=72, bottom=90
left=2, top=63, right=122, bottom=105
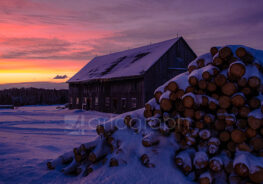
left=144, top=46, right=263, bottom=183
left=47, top=45, right=263, bottom=184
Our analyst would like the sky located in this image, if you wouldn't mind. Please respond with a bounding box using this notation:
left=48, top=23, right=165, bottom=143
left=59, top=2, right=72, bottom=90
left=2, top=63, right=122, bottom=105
left=0, top=0, right=263, bottom=84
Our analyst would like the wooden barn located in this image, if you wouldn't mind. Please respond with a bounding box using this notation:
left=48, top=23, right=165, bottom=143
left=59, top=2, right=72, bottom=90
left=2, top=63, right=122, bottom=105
left=67, top=37, right=196, bottom=113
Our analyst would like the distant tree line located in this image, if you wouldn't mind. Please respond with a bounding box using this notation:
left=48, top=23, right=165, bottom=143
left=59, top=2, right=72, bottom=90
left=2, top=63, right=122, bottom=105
left=0, top=88, right=68, bottom=106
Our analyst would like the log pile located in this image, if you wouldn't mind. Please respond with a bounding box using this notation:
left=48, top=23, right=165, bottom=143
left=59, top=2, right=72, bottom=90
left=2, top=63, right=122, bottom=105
left=47, top=45, right=263, bottom=183
left=145, top=46, right=263, bottom=183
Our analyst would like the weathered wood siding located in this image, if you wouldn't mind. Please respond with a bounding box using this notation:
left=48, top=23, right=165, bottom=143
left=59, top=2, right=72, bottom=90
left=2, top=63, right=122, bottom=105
left=69, top=78, right=144, bottom=113
left=144, top=38, right=196, bottom=102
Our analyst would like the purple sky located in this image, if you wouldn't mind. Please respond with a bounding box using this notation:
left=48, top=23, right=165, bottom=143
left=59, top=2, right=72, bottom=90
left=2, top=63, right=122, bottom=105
left=0, top=0, right=263, bottom=83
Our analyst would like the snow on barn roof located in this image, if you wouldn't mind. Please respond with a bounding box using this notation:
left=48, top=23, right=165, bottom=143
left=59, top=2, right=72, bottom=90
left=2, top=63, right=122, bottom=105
left=68, top=37, right=181, bottom=83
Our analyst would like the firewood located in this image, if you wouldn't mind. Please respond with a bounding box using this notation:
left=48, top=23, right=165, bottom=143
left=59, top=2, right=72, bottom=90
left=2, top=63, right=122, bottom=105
left=207, top=82, right=217, bottom=92
left=236, top=119, right=247, bottom=129
left=201, top=95, right=209, bottom=106
left=167, top=81, right=178, bottom=92
left=228, top=175, right=245, bottom=184
left=208, top=137, right=220, bottom=155
left=248, top=97, right=260, bottom=109
left=186, top=135, right=196, bottom=146
left=199, top=172, right=212, bottom=184
left=144, top=110, right=153, bottom=118
left=203, top=114, right=214, bottom=124
left=249, top=166, right=263, bottom=183
left=195, top=110, right=204, bottom=120
left=188, top=65, right=197, bottom=73
left=225, top=114, right=236, bottom=126
left=175, top=89, right=185, bottom=99
left=238, top=78, right=247, bottom=88
left=209, top=157, right=223, bottom=172
left=208, top=101, right=217, bottom=111
left=213, top=56, right=223, bottom=66
left=175, top=149, right=195, bottom=174
left=160, top=98, right=172, bottom=112
left=248, top=76, right=261, bottom=88
left=197, top=59, right=205, bottom=68
left=199, top=129, right=211, bottom=140
left=147, top=116, right=161, bottom=128
left=248, top=116, right=261, bottom=130
left=231, top=93, right=246, bottom=107
left=210, top=47, right=219, bottom=57
left=47, top=152, right=73, bottom=170
left=96, top=124, right=117, bottom=137
left=231, top=130, right=246, bottom=144
left=227, top=141, right=236, bottom=153
left=182, top=94, right=195, bottom=108
left=61, top=159, right=80, bottom=175
left=88, top=139, right=110, bottom=163
left=245, top=128, right=257, bottom=138
left=140, top=154, right=155, bottom=168
left=194, top=151, right=208, bottom=169
left=189, top=76, right=198, bottom=86
left=214, top=120, right=226, bottom=131
left=250, top=137, right=263, bottom=151
left=219, top=96, right=231, bottom=109
left=195, top=121, right=204, bottom=129
left=184, top=108, right=195, bottom=118
left=219, top=47, right=233, bottom=61
left=260, top=127, right=263, bottom=136
left=234, top=163, right=249, bottom=177
left=237, top=143, right=251, bottom=152
left=236, top=47, right=254, bottom=64
left=173, top=100, right=184, bottom=113
left=142, top=132, right=160, bottom=147
left=215, top=74, right=227, bottom=87
left=198, top=79, right=207, bottom=90
left=190, top=128, right=199, bottom=138
left=185, top=86, right=195, bottom=93
left=154, top=91, right=162, bottom=103
left=221, top=82, right=237, bottom=96
left=219, top=131, right=230, bottom=142
left=241, top=87, right=251, bottom=96
left=109, top=158, right=119, bottom=167
left=124, top=116, right=138, bottom=128
left=239, top=106, right=250, bottom=118
left=229, top=61, right=246, bottom=79
left=217, top=109, right=227, bottom=120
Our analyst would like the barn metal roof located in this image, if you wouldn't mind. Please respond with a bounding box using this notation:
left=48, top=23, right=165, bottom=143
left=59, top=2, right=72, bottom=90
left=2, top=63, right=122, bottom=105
left=68, top=37, right=182, bottom=83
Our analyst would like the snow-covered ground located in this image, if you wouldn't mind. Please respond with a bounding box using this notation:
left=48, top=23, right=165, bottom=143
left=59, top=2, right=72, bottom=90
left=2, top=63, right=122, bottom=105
left=0, top=106, right=116, bottom=184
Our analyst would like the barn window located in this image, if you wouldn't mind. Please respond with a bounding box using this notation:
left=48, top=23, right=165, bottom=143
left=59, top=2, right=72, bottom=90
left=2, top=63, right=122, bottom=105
left=69, top=97, right=73, bottom=104
left=76, top=97, right=79, bottom=105
left=121, top=98, right=127, bottom=109
left=95, top=97, right=99, bottom=106
left=131, top=98, right=136, bottom=108
left=83, top=97, right=87, bottom=104
left=105, top=97, right=110, bottom=107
